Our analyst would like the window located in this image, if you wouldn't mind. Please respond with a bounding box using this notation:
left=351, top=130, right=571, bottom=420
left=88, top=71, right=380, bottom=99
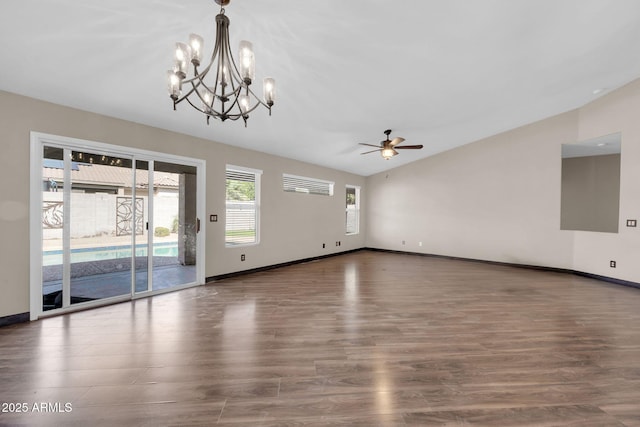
left=226, top=165, right=261, bottom=246
left=346, top=185, right=360, bottom=235
left=283, top=173, right=334, bottom=196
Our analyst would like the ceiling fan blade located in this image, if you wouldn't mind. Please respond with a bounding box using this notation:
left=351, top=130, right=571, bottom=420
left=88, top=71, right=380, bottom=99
left=358, top=143, right=382, bottom=148
left=389, top=137, right=405, bottom=147
left=395, top=144, right=423, bottom=149
left=360, top=149, right=383, bottom=155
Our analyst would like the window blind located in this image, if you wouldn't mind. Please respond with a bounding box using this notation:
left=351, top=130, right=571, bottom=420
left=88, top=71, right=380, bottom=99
left=283, top=173, right=334, bottom=196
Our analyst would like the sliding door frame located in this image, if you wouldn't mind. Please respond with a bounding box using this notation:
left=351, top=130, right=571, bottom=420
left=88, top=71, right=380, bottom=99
left=29, top=132, right=206, bottom=321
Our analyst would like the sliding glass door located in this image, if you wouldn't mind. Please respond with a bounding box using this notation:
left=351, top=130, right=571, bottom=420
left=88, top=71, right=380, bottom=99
left=151, top=161, right=198, bottom=292
left=41, top=146, right=65, bottom=310
left=134, top=160, right=150, bottom=294
left=34, top=134, right=203, bottom=318
left=68, top=150, right=134, bottom=305
left=134, top=160, right=198, bottom=295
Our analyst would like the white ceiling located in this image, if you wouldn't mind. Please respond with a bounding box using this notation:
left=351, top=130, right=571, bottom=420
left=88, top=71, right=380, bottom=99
left=562, top=132, right=621, bottom=158
left=2, top=0, right=640, bottom=176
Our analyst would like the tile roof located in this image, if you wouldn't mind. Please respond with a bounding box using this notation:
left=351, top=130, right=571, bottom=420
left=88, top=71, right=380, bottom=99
left=43, top=164, right=179, bottom=189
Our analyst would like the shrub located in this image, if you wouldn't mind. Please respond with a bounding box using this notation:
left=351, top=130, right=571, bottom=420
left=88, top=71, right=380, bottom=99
left=154, top=226, right=170, bottom=237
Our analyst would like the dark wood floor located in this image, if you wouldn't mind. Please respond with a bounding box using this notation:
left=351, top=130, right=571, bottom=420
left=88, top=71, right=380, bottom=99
left=1, top=250, right=640, bottom=426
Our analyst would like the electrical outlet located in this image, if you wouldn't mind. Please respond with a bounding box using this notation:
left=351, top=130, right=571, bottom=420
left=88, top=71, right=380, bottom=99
left=210, top=214, right=217, bottom=222
left=241, top=254, right=245, bottom=261
left=322, top=243, right=325, bottom=248
left=402, top=240, right=406, bottom=245
left=610, top=260, right=616, bottom=268
left=627, top=219, right=637, bottom=227
left=418, top=241, right=423, bottom=247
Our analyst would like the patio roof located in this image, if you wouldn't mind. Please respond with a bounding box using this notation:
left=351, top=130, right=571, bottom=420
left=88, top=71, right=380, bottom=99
left=43, top=163, right=180, bottom=189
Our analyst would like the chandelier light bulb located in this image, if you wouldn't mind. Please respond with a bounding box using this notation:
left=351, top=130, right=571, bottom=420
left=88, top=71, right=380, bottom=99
left=219, top=65, right=229, bottom=86
left=263, top=77, right=276, bottom=106
left=174, top=43, right=191, bottom=78
left=239, top=94, right=250, bottom=114
left=167, top=70, right=181, bottom=99
left=238, top=40, right=255, bottom=84
left=188, top=34, right=204, bottom=66
left=201, top=90, right=213, bottom=112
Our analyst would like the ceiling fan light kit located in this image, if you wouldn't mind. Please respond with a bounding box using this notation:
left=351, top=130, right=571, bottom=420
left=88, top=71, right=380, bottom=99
left=360, top=129, right=424, bottom=160
left=166, top=0, right=275, bottom=127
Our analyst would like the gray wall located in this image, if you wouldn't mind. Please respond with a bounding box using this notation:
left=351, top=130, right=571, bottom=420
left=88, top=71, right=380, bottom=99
left=561, top=154, right=620, bottom=233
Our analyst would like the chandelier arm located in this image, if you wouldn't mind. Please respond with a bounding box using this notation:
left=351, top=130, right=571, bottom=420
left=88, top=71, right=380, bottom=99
left=218, top=28, right=244, bottom=109
left=175, top=36, right=219, bottom=107
left=178, top=12, right=224, bottom=106
left=219, top=14, right=245, bottom=88
left=180, top=15, right=222, bottom=86
left=180, top=63, right=213, bottom=86
left=225, top=30, right=248, bottom=87
left=219, top=93, right=240, bottom=116
left=175, top=67, right=209, bottom=106
left=215, top=16, right=257, bottom=119
left=174, top=85, right=198, bottom=106
left=184, top=96, right=221, bottom=118
left=221, top=41, right=234, bottom=103
left=183, top=85, right=242, bottom=119
left=220, top=85, right=270, bottom=117
left=183, top=96, right=211, bottom=116
left=222, top=38, right=249, bottom=120
left=189, top=80, right=212, bottom=111
left=238, top=100, right=263, bottom=116
left=214, top=14, right=229, bottom=105
left=183, top=96, right=242, bottom=122
left=180, top=58, right=215, bottom=85
left=176, top=77, right=266, bottom=118
left=243, top=84, right=272, bottom=110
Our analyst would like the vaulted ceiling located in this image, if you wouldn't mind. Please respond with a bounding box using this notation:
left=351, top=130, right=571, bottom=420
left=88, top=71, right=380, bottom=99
left=2, top=0, right=640, bottom=176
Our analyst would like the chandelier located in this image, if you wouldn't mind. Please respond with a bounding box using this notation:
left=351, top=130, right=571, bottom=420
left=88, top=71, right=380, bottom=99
left=167, top=0, right=275, bottom=126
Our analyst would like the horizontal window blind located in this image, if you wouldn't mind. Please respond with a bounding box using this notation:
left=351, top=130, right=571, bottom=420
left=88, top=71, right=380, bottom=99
left=283, top=173, right=334, bottom=196
left=226, top=169, right=255, bottom=183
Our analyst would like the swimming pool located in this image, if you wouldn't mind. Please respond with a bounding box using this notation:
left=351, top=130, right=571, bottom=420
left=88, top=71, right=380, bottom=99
left=43, top=242, right=178, bottom=266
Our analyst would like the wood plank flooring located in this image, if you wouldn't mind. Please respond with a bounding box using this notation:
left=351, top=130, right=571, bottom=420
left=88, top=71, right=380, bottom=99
left=1, top=250, right=640, bottom=426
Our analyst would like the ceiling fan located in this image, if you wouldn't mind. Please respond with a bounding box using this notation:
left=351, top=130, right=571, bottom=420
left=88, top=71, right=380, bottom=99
left=359, top=129, right=423, bottom=160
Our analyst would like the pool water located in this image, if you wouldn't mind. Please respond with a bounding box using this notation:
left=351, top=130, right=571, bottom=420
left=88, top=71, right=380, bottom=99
left=43, top=242, right=179, bottom=266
